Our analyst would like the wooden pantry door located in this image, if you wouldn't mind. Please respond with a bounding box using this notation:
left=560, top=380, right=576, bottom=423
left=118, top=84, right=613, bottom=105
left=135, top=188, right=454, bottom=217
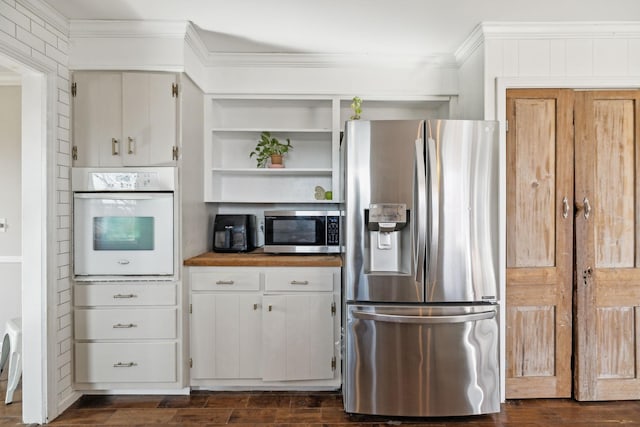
left=574, top=90, right=640, bottom=401
left=505, top=89, right=574, bottom=398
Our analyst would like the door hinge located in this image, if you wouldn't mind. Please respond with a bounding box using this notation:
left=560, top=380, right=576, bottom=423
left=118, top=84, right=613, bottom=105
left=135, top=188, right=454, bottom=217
left=331, top=301, right=336, bottom=316
left=71, top=146, right=78, bottom=161
left=505, top=119, right=509, bottom=132
left=171, top=82, right=178, bottom=97
left=71, top=82, right=77, bottom=97
left=331, top=356, right=336, bottom=371
left=189, top=303, right=192, bottom=314
left=189, top=358, right=193, bottom=368
left=172, top=145, right=179, bottom=161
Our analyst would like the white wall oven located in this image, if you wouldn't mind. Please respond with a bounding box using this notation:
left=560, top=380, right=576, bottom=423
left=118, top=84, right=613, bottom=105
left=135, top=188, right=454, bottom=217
left=72, top=167, right=176, bottom=278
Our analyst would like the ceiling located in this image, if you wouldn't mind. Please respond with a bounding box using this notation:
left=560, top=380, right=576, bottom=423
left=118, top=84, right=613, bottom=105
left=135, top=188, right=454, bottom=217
left=43, top=0, right=640, bottom=56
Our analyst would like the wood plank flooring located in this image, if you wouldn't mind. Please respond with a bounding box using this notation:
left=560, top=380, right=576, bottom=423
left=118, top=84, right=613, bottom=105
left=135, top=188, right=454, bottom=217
left=3, top=389, right=640, bottom=426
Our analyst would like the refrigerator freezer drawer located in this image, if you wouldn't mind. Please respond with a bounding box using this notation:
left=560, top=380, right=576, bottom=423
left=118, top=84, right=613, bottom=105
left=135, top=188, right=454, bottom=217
left=344, top=304, right=499, bottom=417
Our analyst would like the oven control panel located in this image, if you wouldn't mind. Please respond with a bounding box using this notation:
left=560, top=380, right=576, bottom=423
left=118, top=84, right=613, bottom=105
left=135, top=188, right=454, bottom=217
left=92, top=172, right=157, bottom=190
left=72, top=167, right=176, bottom=192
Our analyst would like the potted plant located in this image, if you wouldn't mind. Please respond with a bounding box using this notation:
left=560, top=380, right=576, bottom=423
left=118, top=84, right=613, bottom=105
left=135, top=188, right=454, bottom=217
left=250, top=131, right=293, bottom=168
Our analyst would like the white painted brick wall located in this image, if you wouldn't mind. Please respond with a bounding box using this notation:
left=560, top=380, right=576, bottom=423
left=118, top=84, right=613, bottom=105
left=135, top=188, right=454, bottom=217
left=0, top=0, right=73, bottom=415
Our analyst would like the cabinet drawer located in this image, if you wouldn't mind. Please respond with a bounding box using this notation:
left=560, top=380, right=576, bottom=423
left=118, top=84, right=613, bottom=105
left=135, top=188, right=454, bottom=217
left=75, top=308, right=177, bottom=340
left=191, top=269, right=260, bottom=291
left=264, top=268, right=334, bottom=292
left=75, top=342, right=176, bottom=383
left=75, top=283, right=177, bottom=306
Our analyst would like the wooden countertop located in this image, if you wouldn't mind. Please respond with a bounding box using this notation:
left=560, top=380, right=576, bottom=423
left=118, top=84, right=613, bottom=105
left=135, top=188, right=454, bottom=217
left=183, top=249, right=343, bottom=267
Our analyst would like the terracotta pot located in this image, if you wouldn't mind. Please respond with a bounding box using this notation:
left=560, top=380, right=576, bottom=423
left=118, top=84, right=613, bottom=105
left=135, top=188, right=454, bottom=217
left=270, top=154, right=283, bottom=166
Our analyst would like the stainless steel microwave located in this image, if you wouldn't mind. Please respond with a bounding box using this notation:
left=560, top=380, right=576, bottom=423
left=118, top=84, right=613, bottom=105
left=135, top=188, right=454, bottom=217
left=263, top=210, right=342, bottom=254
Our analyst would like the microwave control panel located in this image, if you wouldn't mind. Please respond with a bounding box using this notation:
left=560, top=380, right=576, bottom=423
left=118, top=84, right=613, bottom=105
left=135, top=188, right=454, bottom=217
left=327, top=216, right=340, bottom=246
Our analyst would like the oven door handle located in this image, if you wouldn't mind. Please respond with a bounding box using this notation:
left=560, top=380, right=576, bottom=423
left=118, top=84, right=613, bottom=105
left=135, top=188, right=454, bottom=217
left=74, top=193, right=156, bottom=200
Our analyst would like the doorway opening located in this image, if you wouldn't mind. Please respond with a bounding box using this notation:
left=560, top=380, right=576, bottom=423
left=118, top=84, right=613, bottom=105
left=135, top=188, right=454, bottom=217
left=0, top=52, right=50, bottom=425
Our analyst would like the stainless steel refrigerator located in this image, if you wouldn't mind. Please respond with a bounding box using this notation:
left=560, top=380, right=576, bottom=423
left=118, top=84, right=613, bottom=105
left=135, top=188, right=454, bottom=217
left=342, top=120, right=500, bottom=417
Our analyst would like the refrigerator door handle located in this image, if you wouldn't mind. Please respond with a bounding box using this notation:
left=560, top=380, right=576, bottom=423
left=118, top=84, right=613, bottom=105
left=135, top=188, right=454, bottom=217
left=351, top=310, right=496, bottom=324
left=414, top=137, right=427, bottom=285
left=427, top=137, right=439, bottom=291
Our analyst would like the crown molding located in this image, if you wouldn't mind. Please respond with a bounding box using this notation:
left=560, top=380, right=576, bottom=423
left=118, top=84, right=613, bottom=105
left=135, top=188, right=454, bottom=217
left=70, top=19, right=189, bottom=39
left=455, top=21, right=640, bottom=65
left=480, top=21, right=640, bottom=40
left=204, top=52, right=458, bottom=69
left=18, top=0, right=68, bottom=36
left=184, top=23, right=209, bottom=64
left=455, top=24, right=485, bottom=65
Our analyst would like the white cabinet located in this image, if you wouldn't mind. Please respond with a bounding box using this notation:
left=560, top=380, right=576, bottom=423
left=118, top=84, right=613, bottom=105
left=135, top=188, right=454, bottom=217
left=188, top=266, right=340, bottom=389
left=262, top=293, right=335, bottom=382
left=73, top=282, right=182, bottom=389
left=204, top=97, right=337, bottom=203
left=72, top=71, right=178, bottom=167
left=191, top=293, right=262, bottom=379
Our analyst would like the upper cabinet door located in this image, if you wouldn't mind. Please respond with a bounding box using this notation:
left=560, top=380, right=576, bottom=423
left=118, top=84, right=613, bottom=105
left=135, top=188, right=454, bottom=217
left=122, top=72, right=177, bottom=166
left=575, top=90, right=640, bottom=401
left=72, top=72, right=122, bottom=167
left=505, top=89, right=574, bottom=398
left=72, top=71, right=177, bottom=167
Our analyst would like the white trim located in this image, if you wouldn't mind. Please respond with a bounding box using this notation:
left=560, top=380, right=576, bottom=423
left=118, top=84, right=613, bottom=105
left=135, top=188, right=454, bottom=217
left=204, top=52, right=457, bottom=69
left=482, top=21, right=640, bottom=40
left=0, top=256, right=22, bottom=263
left=455, top=24, right=485, bottom=65
left=70, top=19, right=189, bottom=38
left=455, top=20, right=640, bottom=66
left=184, top=23, right=209, bottom=65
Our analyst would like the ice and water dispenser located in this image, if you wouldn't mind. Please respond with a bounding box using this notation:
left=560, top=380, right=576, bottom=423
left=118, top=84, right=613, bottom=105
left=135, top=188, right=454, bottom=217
left=365, top=203, right=410, bottom=273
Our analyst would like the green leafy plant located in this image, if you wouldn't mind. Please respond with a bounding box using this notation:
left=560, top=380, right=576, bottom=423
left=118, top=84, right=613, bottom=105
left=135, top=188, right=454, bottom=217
left=350, top=96, right=362, bottom=120
left=249, top=131, right=293, bottom=168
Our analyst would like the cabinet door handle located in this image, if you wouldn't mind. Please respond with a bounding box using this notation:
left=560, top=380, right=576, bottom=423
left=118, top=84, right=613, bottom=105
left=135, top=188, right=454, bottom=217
left=562, top=196, right=570, bottom=219
left=583, top=197, right=591, bottom=220
left=113, top=362, right=137, bottom=368
left=290, top=280, right=309, bottom=285
left=113, top=294, right=137, bottom=299
left=113, top=323, right=137, bottom=329
left=127, top=137, right=135, bottom=154
left=253, top=303, right=258, bottom=310
left=112, top=138, right=119, bottom=155
left=268, top=304, right=273, bottom=312
left=215, top=280, right=234, bottom=285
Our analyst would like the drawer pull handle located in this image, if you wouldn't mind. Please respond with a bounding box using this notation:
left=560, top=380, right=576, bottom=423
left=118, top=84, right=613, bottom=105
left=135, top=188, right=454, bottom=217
left=113, top=294, right=137, bottom=299
left=268, top=305, right=273, bottom=312
left=216, top=280, right=234, bottom=285
left=253, top=303, right=258, bottom=310
left=113, top=362, right=137, bottom=368
left=290, top=280, right=309, bottom=285
left=113, top=323, right=137, bottom=329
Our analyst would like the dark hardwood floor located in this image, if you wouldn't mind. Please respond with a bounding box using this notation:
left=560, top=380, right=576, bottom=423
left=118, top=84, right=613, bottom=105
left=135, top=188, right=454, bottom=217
left=0, top=390, right=636, bottom=426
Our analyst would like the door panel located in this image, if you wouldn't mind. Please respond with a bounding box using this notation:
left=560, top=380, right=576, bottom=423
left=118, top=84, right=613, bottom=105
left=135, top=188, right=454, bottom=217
left=505, top=89, right=574, bottom=398
left=575, top=90, right=640, bottom=400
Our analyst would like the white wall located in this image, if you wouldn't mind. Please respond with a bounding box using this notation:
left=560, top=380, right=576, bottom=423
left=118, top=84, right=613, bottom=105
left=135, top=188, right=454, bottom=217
left=0, top=85, right=22, bottom=332
left=456, top=41, right=485, bottom=119
left=0, top=0, right=73, bottom=422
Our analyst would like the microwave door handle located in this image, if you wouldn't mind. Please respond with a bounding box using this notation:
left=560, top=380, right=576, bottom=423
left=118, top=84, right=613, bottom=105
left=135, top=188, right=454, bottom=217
left=74, top=194, right=155, bottom=200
